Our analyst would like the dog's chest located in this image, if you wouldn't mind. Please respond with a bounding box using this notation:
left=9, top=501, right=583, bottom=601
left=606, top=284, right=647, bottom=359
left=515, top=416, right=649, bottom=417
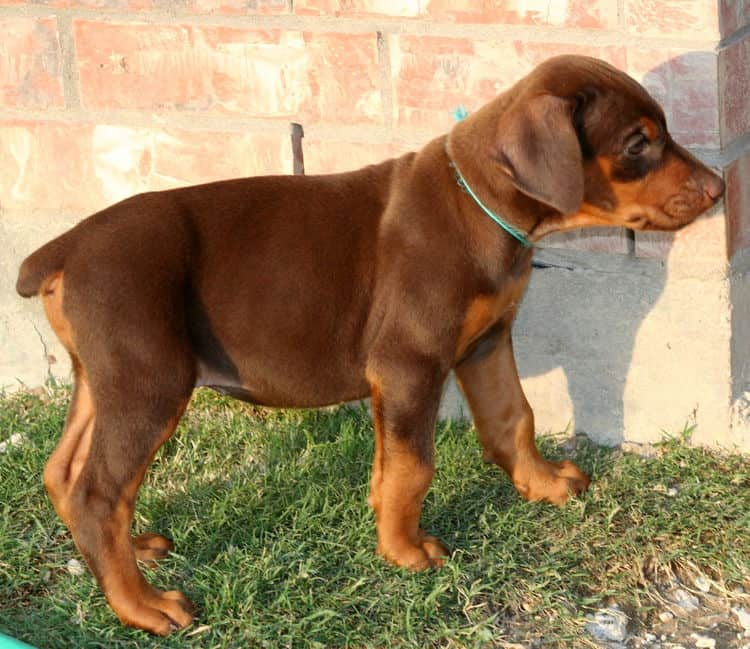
left=455, top=274, right=529, bottom=360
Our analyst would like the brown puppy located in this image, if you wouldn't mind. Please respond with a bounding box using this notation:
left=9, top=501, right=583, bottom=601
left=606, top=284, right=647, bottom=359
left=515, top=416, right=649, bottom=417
left=16, top=55, right=723, bottom=635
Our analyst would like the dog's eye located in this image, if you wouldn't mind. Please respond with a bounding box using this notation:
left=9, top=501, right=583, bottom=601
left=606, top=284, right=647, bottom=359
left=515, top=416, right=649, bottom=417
left=625, top=134, right=649, bottom=157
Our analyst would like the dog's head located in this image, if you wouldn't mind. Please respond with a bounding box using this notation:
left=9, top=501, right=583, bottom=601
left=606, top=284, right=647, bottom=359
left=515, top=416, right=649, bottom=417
left=461, top=55, right=724, bottom=237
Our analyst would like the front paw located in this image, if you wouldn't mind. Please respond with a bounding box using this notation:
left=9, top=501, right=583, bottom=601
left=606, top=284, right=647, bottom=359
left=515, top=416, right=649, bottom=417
left=377, top=530, right=450, bottom=570
left=513, top=459, right=590, bottom=506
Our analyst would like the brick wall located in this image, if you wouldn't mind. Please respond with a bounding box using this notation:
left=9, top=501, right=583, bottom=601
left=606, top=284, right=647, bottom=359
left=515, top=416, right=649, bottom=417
left=0, top=0, right=740, bottom=260
left=720, top=0, right=750, bottom=259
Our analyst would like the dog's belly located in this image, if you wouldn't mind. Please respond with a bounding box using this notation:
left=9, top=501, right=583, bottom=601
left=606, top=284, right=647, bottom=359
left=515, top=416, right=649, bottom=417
left=194, top=358, right=370, bottom=408
left=195, top=362, right=259, bottom=402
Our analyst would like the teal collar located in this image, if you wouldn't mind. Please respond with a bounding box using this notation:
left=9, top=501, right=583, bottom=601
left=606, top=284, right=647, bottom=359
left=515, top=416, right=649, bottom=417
left=447, top=150, right=533, bottom=248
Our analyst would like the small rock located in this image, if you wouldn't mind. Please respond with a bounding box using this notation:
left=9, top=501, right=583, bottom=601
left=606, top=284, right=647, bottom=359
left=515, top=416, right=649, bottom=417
left=668, top=587, right=700, bottom=612
left=733, top=607, right=750, bottom=632
left=690, top=634, right=715, bottom=648
left=659, top=611, right=676, bottom=623
left=585, top=606, right=629, bottom=643
left=666, top=487, right=679, bottom=497
left=693, top=574, right=712, bottom=593
left=0, top=432, right=24, bottom=453
left=66, top=558, right=85, bottom=576
left=620, top=441, right=660, bottom=458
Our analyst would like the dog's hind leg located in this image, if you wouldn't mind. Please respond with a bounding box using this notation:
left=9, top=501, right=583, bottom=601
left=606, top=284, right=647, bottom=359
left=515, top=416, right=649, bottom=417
left=40, top=272, right=196, bottom=635
left=70, top=398, right=193, bottom=635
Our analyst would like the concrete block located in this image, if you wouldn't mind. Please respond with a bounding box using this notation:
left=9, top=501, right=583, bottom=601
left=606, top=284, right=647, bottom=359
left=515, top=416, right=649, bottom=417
left=2, top=214, right=76, bottom=392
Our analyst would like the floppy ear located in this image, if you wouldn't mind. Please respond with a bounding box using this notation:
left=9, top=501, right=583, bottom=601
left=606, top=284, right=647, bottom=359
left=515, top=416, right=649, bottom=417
left=493, top=94, right=584, bottom=215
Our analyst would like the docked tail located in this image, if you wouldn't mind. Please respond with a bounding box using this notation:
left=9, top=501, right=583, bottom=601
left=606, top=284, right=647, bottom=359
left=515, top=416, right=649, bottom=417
left=16, top=231, right=76, bottom=297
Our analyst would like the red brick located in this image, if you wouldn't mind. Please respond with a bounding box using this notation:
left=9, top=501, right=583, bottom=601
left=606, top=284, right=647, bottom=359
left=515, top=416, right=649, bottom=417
left=719, top=0, right=750, bottom=38
left=294, top=0, right=420, bottom=17
left=0, top=121, right=101, bottom=214
left=391, top=36, right=624, bottom=132
left=626, top=0, right=720, bottom=38
left=0, top=17, right=64, bottom=109
left=626, top=48, right=672, bottom=109
left=726, top=153, right=750, bottom=257
left=302, top=140, right=410, bottom=174
left=75, top=22, right=381, bottom=124
left=0, top=121, right=290, bottom=215
left=424, top=0, right=618, bottom=28
left=720, top=36, right=750, bottom=143
left=627, top=48, right=719, bottom=148
left=148, top=129, right=291, bottom=187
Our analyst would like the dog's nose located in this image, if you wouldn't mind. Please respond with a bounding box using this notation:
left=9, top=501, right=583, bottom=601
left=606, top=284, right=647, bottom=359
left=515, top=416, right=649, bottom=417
left=703, top=173, right=725, bottom=201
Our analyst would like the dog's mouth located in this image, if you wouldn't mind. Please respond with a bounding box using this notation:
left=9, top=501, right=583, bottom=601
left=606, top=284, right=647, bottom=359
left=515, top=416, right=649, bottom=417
left=625, top=212, right=650, bottom=230
left=623, top=198, right=707, bottom=232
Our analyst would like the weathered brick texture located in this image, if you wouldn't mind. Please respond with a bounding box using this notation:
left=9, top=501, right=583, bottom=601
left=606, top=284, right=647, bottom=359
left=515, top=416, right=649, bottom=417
left=0, top=17, right=64, bottom=109
left=75, top=22, right=381, bottom=123
left=0, top=121, right=290, bottom=214
left=626, top=0, right=720, bottom=37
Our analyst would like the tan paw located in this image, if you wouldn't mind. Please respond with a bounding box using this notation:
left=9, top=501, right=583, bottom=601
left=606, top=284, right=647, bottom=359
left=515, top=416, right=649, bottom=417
left=110, top=585, right=195, bottom=636
left=378, top=531, right=450, bottom=570
left=514, top=459, right=590, bottom=506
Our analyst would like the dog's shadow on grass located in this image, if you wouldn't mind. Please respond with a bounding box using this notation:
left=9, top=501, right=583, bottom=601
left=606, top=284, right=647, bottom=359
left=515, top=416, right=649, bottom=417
left=141, top=404, right=617, bottom=595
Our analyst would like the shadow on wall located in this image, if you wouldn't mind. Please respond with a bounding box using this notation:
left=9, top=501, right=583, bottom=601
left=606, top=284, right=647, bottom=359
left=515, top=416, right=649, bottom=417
left=510, top=52, right=724, bottom=447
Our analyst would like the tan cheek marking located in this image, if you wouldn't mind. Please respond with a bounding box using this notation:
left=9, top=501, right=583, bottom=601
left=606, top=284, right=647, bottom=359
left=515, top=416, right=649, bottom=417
left=596, top=155, right=613, bottom=178
left=639, top=117, right=659, bottom=140
left=596, top=155, right=651, bottom=214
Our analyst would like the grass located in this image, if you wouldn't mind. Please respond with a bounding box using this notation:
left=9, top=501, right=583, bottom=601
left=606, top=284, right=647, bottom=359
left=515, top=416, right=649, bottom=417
left=0, top=386, right=748, bottom=648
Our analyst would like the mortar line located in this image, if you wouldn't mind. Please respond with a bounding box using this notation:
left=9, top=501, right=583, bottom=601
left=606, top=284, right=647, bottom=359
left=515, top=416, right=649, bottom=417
left=0, top=4, right=721, bottom=51
left=719, top=132, right=750, bottom=167
left=377, top=31, right=394, bottom=132
left=56, top=13, right=81, bottom=110
left=0, top=106, right=414, bottom=144
left=718, top=23, right=750, bottom=50
left=616, top=0, right=625, bottom=31
left=1, top=106, right=731, bottom=158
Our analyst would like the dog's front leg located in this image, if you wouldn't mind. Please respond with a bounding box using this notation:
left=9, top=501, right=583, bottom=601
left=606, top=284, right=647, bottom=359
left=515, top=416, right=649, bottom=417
left=367, top=358, right=449, bottom=570
left=455, top=330, right=589, bottom=505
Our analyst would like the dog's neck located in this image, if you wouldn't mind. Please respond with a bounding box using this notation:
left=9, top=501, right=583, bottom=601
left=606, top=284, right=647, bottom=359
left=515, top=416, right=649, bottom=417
left=446, top=110, right=547, bottom=243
